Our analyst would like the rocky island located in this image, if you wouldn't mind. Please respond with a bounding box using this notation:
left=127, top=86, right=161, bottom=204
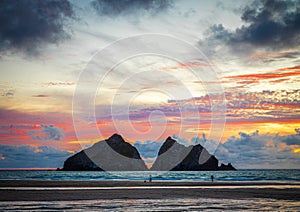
left=62, top=134, right=236, bottom=171
left=63, top=134, right=148, bottom=171
left=151, top=136, right=235, bottom=171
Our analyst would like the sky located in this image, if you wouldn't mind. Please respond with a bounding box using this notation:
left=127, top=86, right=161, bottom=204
left=0, top=0, right=300, bottom=169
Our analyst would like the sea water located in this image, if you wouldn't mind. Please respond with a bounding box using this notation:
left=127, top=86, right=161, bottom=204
left=1, top=170, right=299, bottom=211
left=0, top=169, right=299, bottom=181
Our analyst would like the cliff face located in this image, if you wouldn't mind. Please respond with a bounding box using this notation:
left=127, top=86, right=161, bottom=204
left=151, top=136, right=235, bottom=171
left=63, top=134, right=148, bottom=171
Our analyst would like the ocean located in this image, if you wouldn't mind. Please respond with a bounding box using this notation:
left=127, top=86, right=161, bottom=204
left=0, top=169, right=299, bottom=181
left=1, top=170, right=299, bottom=211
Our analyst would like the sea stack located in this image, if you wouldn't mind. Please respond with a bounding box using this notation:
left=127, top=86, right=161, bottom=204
left=151, top=136, right=236, bottom=171
left=62, top=134, right=235, bottom=171
left=62, top=134, right=148, bottom=171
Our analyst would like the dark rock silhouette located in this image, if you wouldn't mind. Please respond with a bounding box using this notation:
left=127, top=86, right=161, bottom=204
left=63, top=133, right=147, bottom=171
left=62, top=134, right=236, bottom=171
left=157, top=136, right=176, bottom=155
left=219, top=163, right=236, bottom=170
left=63, top=150, right=103, bottom=171
left=151, top=136, right=236, bottom=171
left=105, top=133, right=141, bottom=159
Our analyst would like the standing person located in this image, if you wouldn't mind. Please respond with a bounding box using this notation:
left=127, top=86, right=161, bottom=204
left=149, top=175, right=152, bottom=182
left=211, top=175, right=214, bottom=182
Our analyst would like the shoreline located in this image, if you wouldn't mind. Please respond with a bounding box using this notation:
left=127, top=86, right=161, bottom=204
left=0, top=180, right=299, bottom=201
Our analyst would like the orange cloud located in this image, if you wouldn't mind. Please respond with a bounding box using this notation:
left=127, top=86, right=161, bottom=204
left=249, top=52, right=299, bottom=60
left=225, top=71, right=300, bottom=81
left=223, top=65, right=300, bottom=87
left=278, top=65, right=300, bottom=71
left=161, top=62, right=211, bottom=71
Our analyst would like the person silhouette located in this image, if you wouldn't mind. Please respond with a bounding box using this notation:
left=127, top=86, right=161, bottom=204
left=149, top=175, right=152, bottom=182
left=211, top=175, right=214, bottom=182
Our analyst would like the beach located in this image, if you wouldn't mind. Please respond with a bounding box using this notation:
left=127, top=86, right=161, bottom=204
left=0, top=180, right=299, bottom=201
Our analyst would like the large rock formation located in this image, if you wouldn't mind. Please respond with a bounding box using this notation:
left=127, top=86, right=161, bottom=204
left=63, top=134, right=148, bottom=171
left=151, top=136, right=235, bottom=171
left=62, top=134, right=235, bottom=171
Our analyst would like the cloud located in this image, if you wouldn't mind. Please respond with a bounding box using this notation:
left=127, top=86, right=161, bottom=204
left=160, top=61, right=212, bottom=71
left=0, top=144, right=71, bottom=168
left=280, top=129, right=300, bottom=145
left=134, top=140, right=163, bottom=159
left=172, top=134, right=190, bottom=146
left=164, top=89, right=300, bottom=123
left=215, top=130, right=300, bottom=169
left=4, top=90, right=14, bottom=98
left=29, top=124, right=64, bottom=141
left=93, top=88, right=300, bottom=137
left=0, top=0, right=75, bottom=55
left=223, top=65, right=300, bottom=86
left=223, top=89, right=300, bottom=122
left=0, top=84, right=15, bottom=98
left=32, top=95, right=50, bottom=98
left=200, top=0, right=300, bottom=54
left=44, top=82, right=75, bottom=86
left=249, top=52, right=300, bottom=62
left=91, top=0, right=173, bottom=17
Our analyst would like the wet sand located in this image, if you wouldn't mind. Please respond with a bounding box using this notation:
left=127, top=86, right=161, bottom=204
left=0, top=180, right=299, bottom=201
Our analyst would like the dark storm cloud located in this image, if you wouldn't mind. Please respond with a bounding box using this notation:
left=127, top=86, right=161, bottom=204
left=281, top=134, right=300, bottom=145
left=91, top=0, right=173, bottom=17
left=0, top=144, right=71, bottom=168
left=0, top=0, right=75, bottom=54
left=280, top=129, right=300, bottom=145
left=201, top=0, right=300, bottom=53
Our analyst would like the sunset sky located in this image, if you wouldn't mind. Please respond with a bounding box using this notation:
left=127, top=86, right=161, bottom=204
left=0, top=0, right=300, bottom=169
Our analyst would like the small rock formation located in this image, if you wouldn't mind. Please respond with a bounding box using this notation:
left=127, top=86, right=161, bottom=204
left=62, top=134, right=148, bottom=171
left=219, top=163, right=236, bottom=170
left=151, top=136, right=236, bottom=171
